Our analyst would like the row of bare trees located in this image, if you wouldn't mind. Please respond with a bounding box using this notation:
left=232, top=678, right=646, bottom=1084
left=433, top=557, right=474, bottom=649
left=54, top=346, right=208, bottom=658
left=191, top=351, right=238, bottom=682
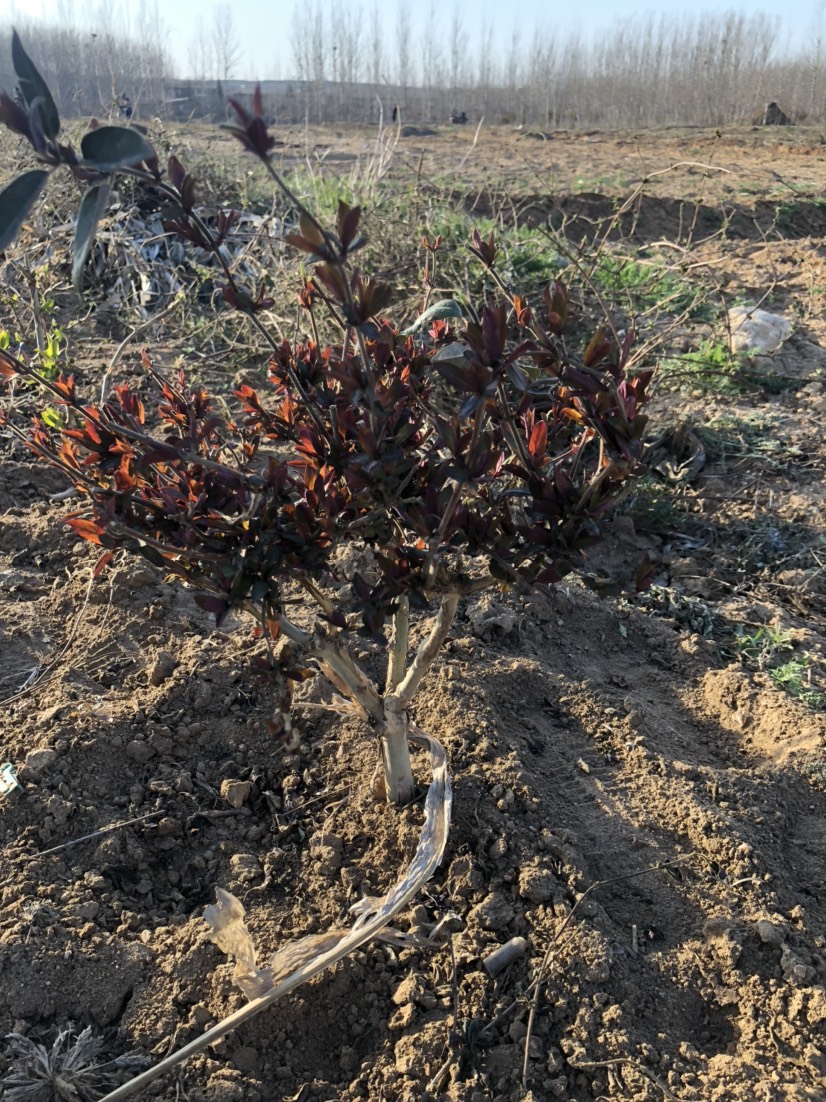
left=287, top=4, right=826, bottom=127
left=0, top=4, right=170, bottom=119
left=2, top=4, right=826, bottom=127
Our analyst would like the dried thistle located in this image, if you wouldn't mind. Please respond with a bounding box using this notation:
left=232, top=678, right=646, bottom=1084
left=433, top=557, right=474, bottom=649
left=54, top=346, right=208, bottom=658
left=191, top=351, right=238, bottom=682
left=1, top=1027, right=146, bottom=1102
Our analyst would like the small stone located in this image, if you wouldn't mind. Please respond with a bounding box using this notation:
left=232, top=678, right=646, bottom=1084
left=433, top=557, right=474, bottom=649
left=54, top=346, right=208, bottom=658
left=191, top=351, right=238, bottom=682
left=220, top=779, right=252, bottom=809
left=483, top=936, right=529, bottom=976
left=73, top=901, right=100, bottom=921
left=156, top=817, right=182, bottom=836
left=22, top=748, right=58, bottom=776
left=488, top=836, right=508, bottom=861
left=126, top=740, right=155, bottom=763
left=780, top=945, right=814, bottom=984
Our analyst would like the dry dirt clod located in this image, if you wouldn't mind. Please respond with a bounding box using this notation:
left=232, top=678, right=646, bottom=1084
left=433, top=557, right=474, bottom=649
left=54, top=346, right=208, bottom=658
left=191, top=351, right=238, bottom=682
left=756, top=918, right=787, bottom=946
left=148, top=650, right=178, bottom=686
left=519, top=865, right=556, bottom=904
left=228, top=853, right=262, bottom=884
left=220, top=779, right=252, bottom=809
left=125, top=740, right=155, bottom=763
left=21, top=747, right=58, bottom=777
left=470, top=891, right=516, bottom=931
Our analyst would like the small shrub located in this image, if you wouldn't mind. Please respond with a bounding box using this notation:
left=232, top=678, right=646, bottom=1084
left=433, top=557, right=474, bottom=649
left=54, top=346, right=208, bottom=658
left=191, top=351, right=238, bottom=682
left=0, top=33, right=653, bottom=809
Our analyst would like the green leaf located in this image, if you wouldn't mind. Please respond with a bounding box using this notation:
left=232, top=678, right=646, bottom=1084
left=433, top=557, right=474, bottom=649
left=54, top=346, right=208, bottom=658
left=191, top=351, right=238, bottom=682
left=80, top=126, right=154, bottom=172
left=401, top=298, right=463, bottom=336
left=0, top=169, right=49, bottom=252
left=12, top=30, right=60, bottom=139
left=72, top=183, right=110, bottom=290
left=41, top=406, right=66, bottom=430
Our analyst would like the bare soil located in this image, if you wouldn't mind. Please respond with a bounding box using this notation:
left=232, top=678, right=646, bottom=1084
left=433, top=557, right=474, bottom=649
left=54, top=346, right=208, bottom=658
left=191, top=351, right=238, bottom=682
left=1, top=124, right=825, bottom=1102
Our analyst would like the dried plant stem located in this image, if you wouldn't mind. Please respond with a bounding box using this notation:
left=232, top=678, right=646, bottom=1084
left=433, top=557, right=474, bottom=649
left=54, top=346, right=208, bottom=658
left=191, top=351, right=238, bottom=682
left=277, top=617, right=384, bottom=724
left=380, top=593, right=459, bottom=803
left=381, top=694, right=414, bottom=804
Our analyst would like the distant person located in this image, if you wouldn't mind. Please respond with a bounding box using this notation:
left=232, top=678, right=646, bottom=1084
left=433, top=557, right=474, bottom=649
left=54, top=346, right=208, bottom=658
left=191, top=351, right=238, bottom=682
left=392, top=104, right=398, bottom=123
left=119, top=93, right=133, bottom=120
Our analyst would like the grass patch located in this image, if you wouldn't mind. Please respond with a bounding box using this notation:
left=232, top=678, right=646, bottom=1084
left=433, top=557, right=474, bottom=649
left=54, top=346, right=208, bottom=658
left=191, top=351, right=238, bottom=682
left=658, top=340, right=801, bottom=397
left=592, top=254, right=705, bottom=318
left=626, top=474, right=693, bottom=534
left=658, top=340, right=749, bottom=395
left=696, top=412, right=802, bottom=470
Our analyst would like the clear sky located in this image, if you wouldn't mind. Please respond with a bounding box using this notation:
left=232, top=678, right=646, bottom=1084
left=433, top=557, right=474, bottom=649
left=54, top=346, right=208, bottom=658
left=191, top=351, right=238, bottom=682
left=9, top=0, right=826, bottom=79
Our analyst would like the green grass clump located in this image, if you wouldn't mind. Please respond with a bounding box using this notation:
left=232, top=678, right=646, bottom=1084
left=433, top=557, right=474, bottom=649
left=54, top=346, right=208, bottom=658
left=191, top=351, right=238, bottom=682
left=591, top=254, right=711, bottom=319
left=769, top=657, right=825, bottom=710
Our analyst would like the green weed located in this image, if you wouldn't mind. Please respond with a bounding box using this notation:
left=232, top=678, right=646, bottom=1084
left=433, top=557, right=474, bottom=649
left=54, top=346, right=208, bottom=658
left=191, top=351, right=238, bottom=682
left=734, top=625, right=794, bottom=670
left=770, top=656, right=825, bottom=709
left=35, top=325, right=65, bottom=380
left=802, top=755, right=826, bottom=790
left=571, top=171, right=630, bottom=193
left=659, top=340, right=748, bottom=395
left=592, top=254, right=708, bottom=319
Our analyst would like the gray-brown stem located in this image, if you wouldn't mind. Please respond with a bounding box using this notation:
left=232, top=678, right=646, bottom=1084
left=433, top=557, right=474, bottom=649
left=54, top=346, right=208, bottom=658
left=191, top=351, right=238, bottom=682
left=393, top=594, right=459, bottom=709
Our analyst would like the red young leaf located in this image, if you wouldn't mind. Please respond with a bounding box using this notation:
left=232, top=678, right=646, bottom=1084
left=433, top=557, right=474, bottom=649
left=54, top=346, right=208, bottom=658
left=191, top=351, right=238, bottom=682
left=528, top=420, right=547, bottom=461
left=65, top=516, right=105, bottom=545
left=93, top=550, right=115, bottom=578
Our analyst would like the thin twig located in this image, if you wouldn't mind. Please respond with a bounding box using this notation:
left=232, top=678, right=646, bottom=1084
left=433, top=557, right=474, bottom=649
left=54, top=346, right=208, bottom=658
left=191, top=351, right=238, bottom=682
left=20, top=811, right=163, bottom=860
left=520, top=857, right=692, bottom=1089
left=99, top=293, right=183, bottom=404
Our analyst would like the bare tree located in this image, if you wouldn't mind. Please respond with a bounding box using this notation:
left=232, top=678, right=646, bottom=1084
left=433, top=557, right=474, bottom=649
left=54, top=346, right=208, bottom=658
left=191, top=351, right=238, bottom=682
left=3, top=3, right=825, bottom=127
left=212, top=3, right=242, bottom=82
left=368, top=0, right=383, bottom=89
left=395, top=1, right=412, bottom=111
left=188, top=24, right=214, bottom=83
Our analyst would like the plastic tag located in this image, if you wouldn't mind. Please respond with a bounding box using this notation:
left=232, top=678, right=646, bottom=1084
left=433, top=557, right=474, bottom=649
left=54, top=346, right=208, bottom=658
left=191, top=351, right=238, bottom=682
left=0, top=762, right=22, bottom=797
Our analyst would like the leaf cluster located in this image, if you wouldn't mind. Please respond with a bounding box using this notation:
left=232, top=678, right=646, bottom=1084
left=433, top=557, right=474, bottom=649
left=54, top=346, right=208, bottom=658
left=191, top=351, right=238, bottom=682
left=0, top=30, right=158, bottom=273
left=0, top=39, right=653, bottom=643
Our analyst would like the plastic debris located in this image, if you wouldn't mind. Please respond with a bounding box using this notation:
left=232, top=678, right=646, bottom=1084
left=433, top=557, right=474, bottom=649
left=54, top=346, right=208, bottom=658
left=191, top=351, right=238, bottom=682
left=0, top=762, right=23, bottom=797
left=728, top=307, right=792, bottom=355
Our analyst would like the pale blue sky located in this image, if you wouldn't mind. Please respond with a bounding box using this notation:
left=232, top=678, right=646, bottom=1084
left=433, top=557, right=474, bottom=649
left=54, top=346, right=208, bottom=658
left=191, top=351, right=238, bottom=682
left=10, top=0, right=826, bottom=78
